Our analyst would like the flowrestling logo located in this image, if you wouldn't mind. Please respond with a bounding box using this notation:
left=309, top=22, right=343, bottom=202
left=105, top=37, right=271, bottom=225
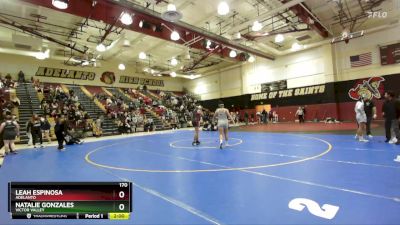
left=348, top=76, right=385, bottom=100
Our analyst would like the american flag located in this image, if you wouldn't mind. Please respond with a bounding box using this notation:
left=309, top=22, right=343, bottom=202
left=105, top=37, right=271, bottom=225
left=350, top=52, right=372, bottom=67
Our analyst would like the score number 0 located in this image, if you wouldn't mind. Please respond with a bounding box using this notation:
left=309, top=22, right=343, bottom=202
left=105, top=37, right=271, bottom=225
left=118, top=183, right=129, bottom=211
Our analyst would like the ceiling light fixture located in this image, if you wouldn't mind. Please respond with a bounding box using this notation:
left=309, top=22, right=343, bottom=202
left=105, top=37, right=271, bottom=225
left=170, top=31, right=180, bottom=41
left=291, top=42, right=303, bottom=51
left=233, top=32, right=241, bottom=40
left=184, top=48, right=191, bottom=60
left=35, top=49, right=50, bottom=60
left=123, top=39, right=131, bottom=47
left=162, top=1, right=182, bottom=22
left=35, top=53, right=46, bottom=60
left=118, top=63, right=126, bottom=71
left=275, top=34, right=285, bottom=43
left=171, top=58, right=178, bottom=66
left=52, top=0, right=68, bottom=9
left=248, top=55, right=255, bottom=63
left=170, top=72, right=177, bottom=77
left=229, top=50, right=237, bottom=58
left=217, top=1, right=230, bottom=15
left=139, top=20, right=144, bottom=28
left=96, top=43, right=106, bottom=52
left=139, top=52, right=147, bottom=60
left=120, top=12, right=133, bottom=25
left=252, top=21, right=263, bottom=32
left=206, top=40, right=212, bottom=49
left=167, top=3, right=177, bottom=11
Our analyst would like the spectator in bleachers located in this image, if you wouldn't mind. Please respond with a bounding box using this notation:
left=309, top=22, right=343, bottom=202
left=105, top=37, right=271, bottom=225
left=71, top=93, right=79, bottom=103
left=18, top=70, right=25, bottom=83
left=55, top=85, right=62, bottom=93
left=37, top=81, right=92, bottom=138
left=10, top=95, right=20, bottom=108
left=50, top=101, right=59, bottom=116
left=33, top=80, right=43, bottom=92
left=106, top=97, right=113, bottom=106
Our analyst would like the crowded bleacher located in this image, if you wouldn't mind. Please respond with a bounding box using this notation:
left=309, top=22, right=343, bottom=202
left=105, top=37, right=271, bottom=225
left=0, top=69, right=220, bottom=157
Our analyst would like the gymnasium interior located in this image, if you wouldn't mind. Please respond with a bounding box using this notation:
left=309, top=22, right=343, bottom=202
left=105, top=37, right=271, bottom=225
left=0, top=0, right=399, bottom=224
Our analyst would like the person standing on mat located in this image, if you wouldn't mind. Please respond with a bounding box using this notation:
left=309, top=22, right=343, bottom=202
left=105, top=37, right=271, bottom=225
left=28, top=114, right=43, bottom=148
left=192, top=105, right=203, bottom=146
left=25, top=120, right=33, bottom=146
left=295, top=107, right=305, bottom=123
left=40, top=115, right=52, bottom=144
left=213, top=101, right=235, bottom=149
left=363, top=98, right=377, bottom=138
left=355, top=96, right=368, bottom=142
left=262, top=109, right=267, bottom=124
left=54, top=115, right=66, bottom=150
left=382, top=91, right=400, bottom=144
left=0, top=113, right=20, bottom=155
left=244, top=111, right=249, bottom=125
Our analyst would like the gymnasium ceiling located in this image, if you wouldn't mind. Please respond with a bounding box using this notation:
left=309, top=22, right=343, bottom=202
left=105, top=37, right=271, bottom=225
left=0, top=0, right=398, bottom=79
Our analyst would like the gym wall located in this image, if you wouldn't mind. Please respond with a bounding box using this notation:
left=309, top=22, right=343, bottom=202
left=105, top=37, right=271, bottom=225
left=186, top=24, right=400, bottom=121
left=0, top=53, right=184, bottom=91
left=185, top=25, right=400, bottom=101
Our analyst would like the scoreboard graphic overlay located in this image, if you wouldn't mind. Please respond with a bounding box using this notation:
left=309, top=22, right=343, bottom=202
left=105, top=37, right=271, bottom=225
left=9, top=182, right=132, bottom=220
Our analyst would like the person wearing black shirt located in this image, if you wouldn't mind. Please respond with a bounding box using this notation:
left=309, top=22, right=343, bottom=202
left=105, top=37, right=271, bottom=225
left=244, top=112, right=249, bottom=125
left=40, top=116, right=52, bottom=144
left=0, top=114, right=20, bottom=155
left=262, top=109, right=267, bottom=124
left=17, top=70, right=25, bottom=83
left=364, top=98, right=377, bottom=137
left=54, top=115, right=66, bottom=150
left=382, top=91, right=400, bottom=144
left=28, top=115, right=43, bottom=148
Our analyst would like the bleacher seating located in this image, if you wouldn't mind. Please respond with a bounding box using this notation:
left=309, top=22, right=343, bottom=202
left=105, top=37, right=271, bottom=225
left=8, top=77, right=198, bottom=144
